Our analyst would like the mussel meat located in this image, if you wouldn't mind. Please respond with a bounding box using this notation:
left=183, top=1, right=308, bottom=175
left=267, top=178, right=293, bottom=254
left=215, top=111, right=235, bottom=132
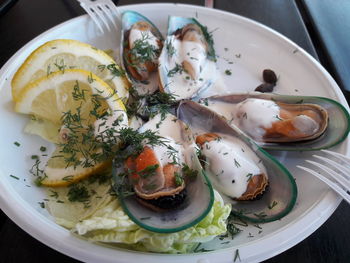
left=158, top=17, right=218, bottom=100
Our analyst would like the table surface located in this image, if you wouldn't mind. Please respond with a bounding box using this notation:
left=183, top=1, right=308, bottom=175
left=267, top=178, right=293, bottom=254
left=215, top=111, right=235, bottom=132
left=1, top=0, right=350, bottom=262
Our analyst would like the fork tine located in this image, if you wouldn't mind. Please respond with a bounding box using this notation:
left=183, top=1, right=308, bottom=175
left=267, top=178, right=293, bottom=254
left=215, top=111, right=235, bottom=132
left=313, top=155, right=350, bottom=179
left=80, top=3, right=105, bottom=33
left=305, top=160, right=350, bottom=189
left=321, top=150, right=350, bottom=165
left=104, top=1, right=122, bottom=25
left=98, top=3, right=119, bottom=32
left=297, top=165, right=350, bottom=204
left=93, top=5, right=111, bottom=31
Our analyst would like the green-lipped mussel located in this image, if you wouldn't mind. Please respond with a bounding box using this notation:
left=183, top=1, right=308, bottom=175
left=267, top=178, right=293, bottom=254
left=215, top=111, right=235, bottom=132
left=121, top=11, right=164, bottom=95
left=113, top=113, right=214, bottom=233
left=177, top=100, right=297, bottom=223
left=199, top=93, right=350, bottom=151
left=158, top=16, right=218, bottom=100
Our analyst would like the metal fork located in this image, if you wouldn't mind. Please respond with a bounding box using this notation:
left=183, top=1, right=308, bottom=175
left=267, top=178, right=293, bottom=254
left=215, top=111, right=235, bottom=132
left=77, top=0, right=121, bottom=33
left=298, top=150, right=350, bottom=204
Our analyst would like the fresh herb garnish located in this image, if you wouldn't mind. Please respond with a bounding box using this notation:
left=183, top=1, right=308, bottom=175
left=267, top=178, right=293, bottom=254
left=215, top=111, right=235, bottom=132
left=234, top=249, right=241, bottom=262
left=9, top=175, right=19, bottom=180
left=174, top=172, right=184, bottom=186
left=166, top=39, right=176, bottom=57
left=14, top=141, right=20, bottom=147
left=234, top=159, right=241, bottom=168
left=67, top=184, right=90, bottom=203
left=268, top=200, right=278, bottom=209
left=125, top=32, right=160, bottom=69
left=275, top=115, right=282, bottom=121
left=167, top=63, right=185, bottom=77
left=253, top=212, right=267, bottom=219
left=246, top=173, right=253, bottom=182
left=182, top=163, right=198, bottom=180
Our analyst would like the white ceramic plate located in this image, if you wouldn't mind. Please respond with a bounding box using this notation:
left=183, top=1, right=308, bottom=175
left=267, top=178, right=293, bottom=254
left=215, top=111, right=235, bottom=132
left=0, top=3, right=348, bottom=263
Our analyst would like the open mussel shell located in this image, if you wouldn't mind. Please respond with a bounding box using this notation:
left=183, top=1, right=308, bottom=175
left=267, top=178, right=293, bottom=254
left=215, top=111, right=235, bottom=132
left=158, top=16, right=217, bottom=100
left=112, top=114, right=214, bottom=233
left=120, top=11, right=164, bottom=85
left=177, top=100, right=297, bottom=223
left=204, top=93, right=350, bottom=151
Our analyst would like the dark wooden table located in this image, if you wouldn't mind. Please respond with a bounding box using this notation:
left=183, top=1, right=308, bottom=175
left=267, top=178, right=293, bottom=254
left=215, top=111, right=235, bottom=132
left=1, top=0, right=350, bottom=262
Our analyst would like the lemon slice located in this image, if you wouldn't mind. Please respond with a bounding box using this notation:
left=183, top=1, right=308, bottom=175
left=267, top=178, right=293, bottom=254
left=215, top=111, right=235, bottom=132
left=16, top=69, right=128, bottom=187
left=12, top=39, right=130, bottom=102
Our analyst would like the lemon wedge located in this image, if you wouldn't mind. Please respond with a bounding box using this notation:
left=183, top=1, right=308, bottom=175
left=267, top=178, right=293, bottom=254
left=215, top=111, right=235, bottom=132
left=16, top=69, right=128, bottom=187
left=12, top=39, right=130, bottom=102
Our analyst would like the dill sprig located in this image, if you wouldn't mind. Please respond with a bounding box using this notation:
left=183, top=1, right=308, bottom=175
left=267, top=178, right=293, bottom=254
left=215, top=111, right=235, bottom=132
left=167, top=63, right=185, bottom=77
left=67, top=184, right=91, bottom=203
left=192, top=18, right=216, bottom=60
left=166, top=39, right=176, bottom=57
left=126, top=32, right=160, bottom=68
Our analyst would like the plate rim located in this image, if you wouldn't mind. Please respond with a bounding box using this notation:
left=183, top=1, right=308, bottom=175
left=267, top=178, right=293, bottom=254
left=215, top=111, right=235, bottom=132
left=0, top=3, right=348, bottom=263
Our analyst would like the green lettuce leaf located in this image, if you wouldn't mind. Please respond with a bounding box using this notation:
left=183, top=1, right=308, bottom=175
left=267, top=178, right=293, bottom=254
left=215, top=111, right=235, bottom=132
left=72, top=191, right=231, bottom=253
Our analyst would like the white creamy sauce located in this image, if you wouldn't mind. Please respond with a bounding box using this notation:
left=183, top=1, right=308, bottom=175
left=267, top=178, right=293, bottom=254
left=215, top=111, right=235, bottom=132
left=206, top=98, right=280, bottom=141
left=160, top=36, right=218, bottom=100
left=201, top=135, right=266, bottom=198
left=133, top=71, right=159, bottom=95
left=129, top=29, right=159, bottom=51
left=139, top=114, right=195, bottom=167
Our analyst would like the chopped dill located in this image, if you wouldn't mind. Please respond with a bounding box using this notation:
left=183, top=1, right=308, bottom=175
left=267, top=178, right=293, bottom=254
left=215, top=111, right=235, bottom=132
left=166, top=39, right=176, bottom=57
left=174, top=172, right=184, bottom=186
left=234, top=249, right=241, bottom=262
left=53, top=58, right=67, bottom=72
left=234, top=159, right=241, bottom=168
left=126, top=32, right=160, bottom=69
left=253, top=212, right=267, bottom=219
left=49, top=190, right=59, bottom=198
left=9, top=175, right=19, bottom=180
left=275, top=115, right=282, bottom=121
left=87, top=72, right=95, bottom=83
left=268, top=200, right=278, bottom=209
left=192, top=18, right=216, bottom=60
left=67, top=184, right=90, bottom=203
left=246, top=173, right=253, bottom=182
left=167, top=63, right=185, bottom=77
left=182, top=163, right=198, bottom=180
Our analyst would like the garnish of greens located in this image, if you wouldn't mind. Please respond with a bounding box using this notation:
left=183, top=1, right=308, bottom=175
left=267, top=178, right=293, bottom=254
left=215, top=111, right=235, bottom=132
left=125, top=32, right=161, bottom=69
left=126, top=86, right=178, bottom=122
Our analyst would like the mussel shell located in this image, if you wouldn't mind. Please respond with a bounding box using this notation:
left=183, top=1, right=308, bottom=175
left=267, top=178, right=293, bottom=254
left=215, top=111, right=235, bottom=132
left=112, top=114, right=214, bottom=233
left=166, top=17, right=216, bottom=61
left=158, top=16, right=217, bottom=100
left=113, top=148, right=214, bottom=233
left=177, top=100, right=297, bottom=223
left=204, top=93, right=350, bottom=151
left=120, top=11, right=164, bottom=84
